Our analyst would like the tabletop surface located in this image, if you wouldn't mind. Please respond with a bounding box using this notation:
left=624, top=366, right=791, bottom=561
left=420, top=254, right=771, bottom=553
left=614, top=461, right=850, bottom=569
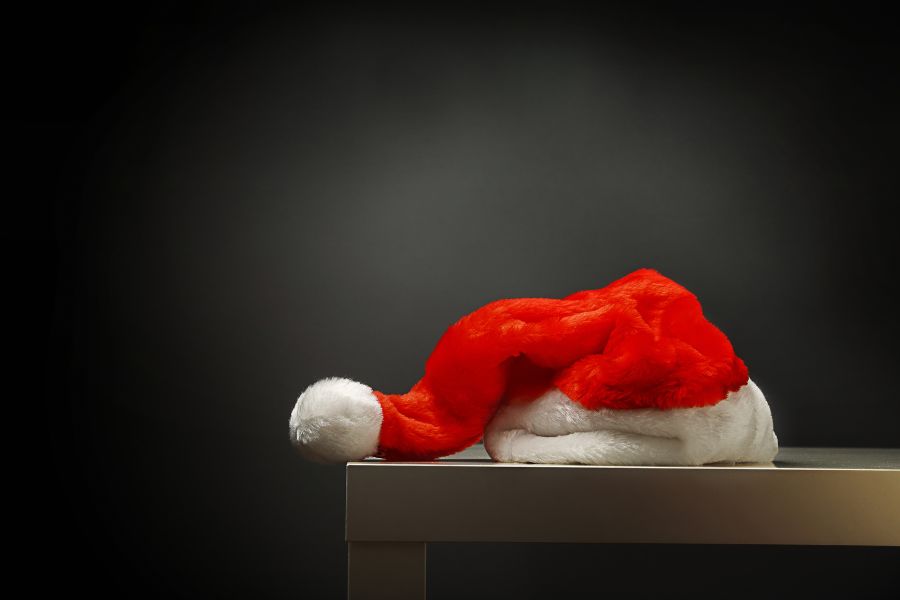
left=355, top=445, right=900, bottom=469
left=347, top=446, right=900, bottom=546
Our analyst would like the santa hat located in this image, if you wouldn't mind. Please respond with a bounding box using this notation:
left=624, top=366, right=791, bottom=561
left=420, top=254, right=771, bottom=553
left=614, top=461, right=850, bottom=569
left=289, top=269, right=777, bottom=465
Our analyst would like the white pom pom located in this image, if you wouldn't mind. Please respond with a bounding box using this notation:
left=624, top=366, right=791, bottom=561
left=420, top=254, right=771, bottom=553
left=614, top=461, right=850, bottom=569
left=289, top=377, right=383, bottom=463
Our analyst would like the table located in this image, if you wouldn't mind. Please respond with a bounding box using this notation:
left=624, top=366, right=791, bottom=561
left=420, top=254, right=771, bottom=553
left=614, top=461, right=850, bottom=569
left=345, top=446, right=900, bottom=599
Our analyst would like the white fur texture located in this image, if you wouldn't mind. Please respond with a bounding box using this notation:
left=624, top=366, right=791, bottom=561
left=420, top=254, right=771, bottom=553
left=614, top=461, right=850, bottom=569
left=484, top=380, right=778, bottom=465
left=289, top=377, right=383, bottom=463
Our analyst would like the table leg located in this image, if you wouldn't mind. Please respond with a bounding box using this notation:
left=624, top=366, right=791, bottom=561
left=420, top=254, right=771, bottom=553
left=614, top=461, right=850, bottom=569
left=347, top=541, right=426, bottom=600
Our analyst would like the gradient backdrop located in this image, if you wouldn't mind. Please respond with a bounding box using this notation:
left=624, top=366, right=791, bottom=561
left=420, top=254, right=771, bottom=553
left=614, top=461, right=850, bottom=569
left=13, top=4, right=900, bottom=599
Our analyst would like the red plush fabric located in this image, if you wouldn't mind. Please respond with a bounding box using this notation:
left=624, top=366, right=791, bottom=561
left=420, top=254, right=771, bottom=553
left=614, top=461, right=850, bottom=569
left=374, top=269, right=749, bottom=460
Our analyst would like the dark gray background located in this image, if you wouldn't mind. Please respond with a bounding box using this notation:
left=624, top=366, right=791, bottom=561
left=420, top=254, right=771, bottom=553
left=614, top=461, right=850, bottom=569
left=11, top=3, right=899, bottom=598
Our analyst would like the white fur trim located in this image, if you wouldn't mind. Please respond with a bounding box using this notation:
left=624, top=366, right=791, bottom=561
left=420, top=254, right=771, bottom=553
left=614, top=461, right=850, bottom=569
left=484, top=380, right=778, bottom=466
left=289, top=377, right=383, bottom=463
